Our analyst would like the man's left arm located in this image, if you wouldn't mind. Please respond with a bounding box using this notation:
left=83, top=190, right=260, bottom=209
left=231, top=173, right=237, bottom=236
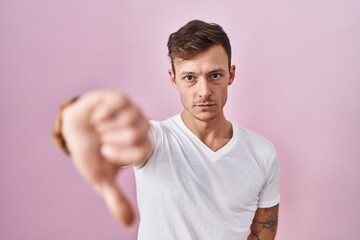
left=247, top=204, right=279, bottom=240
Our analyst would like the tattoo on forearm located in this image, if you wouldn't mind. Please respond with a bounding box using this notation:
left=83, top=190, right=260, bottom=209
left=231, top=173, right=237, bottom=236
left=251, top=232, right=261, bottom=240
left=253, top=214, right=278, bottom=232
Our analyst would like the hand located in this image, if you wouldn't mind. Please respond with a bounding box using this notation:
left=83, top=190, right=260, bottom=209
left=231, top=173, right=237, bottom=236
left=61, top=90, right=151, bottom=226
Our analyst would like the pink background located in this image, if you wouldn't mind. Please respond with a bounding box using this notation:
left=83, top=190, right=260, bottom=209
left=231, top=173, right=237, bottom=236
left=1, top=0, right=359, bottom=239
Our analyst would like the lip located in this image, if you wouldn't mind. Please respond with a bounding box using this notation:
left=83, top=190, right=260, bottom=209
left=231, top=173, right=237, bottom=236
left=195, top=103, right=216, bottom=107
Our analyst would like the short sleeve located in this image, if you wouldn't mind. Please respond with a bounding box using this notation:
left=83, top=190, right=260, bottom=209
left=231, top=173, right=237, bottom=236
left=257, top=153, right=281, bottom=208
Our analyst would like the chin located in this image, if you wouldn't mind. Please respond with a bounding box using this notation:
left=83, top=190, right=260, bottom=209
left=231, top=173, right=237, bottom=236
left=193, top=112, right=219, bottom=122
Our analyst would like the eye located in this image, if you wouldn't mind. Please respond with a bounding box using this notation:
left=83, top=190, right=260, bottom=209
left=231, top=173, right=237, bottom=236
left=211, top=73, right=221, bottom=79
left=183, top=76, right=194, bottom=81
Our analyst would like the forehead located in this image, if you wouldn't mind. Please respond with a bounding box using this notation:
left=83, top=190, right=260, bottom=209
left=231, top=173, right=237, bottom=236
left=173, top=45, right=229, bottom=73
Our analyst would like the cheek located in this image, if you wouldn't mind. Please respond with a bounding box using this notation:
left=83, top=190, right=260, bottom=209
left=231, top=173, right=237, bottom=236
left=179, top=88, right=194, bottom=102
left=218, top=86, right=229, bottom=101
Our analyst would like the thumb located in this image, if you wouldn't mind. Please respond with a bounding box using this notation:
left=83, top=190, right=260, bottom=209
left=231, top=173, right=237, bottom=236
left=100, top=181, right=135, bottom=226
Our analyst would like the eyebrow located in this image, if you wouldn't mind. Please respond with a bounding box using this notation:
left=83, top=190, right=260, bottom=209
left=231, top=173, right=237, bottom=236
left=208, top=68, right=227, bottom=74
left=179, top=68, right=227, bottom=76
left=179, top=71, right=197, bottom=76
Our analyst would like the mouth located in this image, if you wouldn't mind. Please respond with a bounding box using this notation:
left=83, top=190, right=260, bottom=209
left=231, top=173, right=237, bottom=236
left=194, top=102, right=216, bottom=107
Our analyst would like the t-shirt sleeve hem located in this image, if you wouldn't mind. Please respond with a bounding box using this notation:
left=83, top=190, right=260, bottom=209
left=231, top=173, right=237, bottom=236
left=257, top=195, right=280, bottom=208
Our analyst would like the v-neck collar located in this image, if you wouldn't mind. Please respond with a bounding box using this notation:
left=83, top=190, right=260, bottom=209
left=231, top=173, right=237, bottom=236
left=174, top=114, right=238, bottom=162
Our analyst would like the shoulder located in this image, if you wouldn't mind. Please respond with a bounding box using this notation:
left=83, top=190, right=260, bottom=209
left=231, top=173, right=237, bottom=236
left=147, top=114, right=180, bottom=142
left=234, top=123, right=277, bottom=163
left=149, top=114, right=180, bottom=133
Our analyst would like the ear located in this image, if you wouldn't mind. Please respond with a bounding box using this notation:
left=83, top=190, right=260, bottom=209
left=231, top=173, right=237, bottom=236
left=168, top=69, right=179, bottom=89
left=228, top=65, right=236, bottom=86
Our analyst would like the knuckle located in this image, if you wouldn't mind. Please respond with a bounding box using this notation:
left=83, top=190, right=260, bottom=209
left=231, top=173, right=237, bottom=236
left=101, top=144, right=116, bottom=160
left=111, top=91, right=128, bottom=105
left=62, top=105, right=80, bottom=126
left=127, top=128, right=142, bottom=144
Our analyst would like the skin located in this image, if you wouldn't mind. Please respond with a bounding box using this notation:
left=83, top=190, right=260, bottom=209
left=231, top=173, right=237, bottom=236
left=247, top=204, right=279, bottom=240
left=61, top=44, right=279, bottom=238
left=169, top=45, right=235, bottom=151
left=62, top=91, right=151, bottom=226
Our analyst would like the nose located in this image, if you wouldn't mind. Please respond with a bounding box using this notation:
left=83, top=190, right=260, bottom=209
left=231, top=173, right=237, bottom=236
left=197, top=78, right=211, bottom=99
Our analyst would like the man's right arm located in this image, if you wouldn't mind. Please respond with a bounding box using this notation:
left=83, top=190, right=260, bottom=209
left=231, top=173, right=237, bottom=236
left=56, top=90, right=152, bottom=226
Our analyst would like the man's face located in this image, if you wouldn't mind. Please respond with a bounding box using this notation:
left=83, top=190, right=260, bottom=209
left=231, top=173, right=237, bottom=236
left=169, top=45, right=235, bottom=122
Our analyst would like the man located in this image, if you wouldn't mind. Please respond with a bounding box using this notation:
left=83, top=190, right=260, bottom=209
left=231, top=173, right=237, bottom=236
left=53, top=20, right=280, bottom=240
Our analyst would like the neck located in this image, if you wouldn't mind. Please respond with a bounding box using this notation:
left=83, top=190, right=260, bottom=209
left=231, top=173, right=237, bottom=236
left=180, top=111, right=233, bottom=151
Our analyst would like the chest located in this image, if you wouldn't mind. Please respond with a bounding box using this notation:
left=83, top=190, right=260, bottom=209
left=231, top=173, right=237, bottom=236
left=142, top=141, right=265, bottom=213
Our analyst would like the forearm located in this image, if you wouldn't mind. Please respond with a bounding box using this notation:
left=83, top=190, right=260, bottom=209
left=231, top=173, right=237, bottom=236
left=248, top=204, right=279, bottom=240
left=248, top=219, right=278, bottom=240
left=247, top=231, right=276, bottom=240
left=247, top=232, right=261, bottom=240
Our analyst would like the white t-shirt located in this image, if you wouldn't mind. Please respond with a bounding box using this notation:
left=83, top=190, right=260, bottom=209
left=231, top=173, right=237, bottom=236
left=133, top=114, right=280, bottom=240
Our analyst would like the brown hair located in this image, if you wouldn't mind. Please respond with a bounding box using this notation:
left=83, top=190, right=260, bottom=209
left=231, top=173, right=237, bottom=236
left=167, top=20, right=232, bottom=74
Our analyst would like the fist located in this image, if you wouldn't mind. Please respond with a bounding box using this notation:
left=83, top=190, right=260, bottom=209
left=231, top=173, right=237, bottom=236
left=91, top=91, right=152, bottom=166
left=61, top=90, right=151, bottom=226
